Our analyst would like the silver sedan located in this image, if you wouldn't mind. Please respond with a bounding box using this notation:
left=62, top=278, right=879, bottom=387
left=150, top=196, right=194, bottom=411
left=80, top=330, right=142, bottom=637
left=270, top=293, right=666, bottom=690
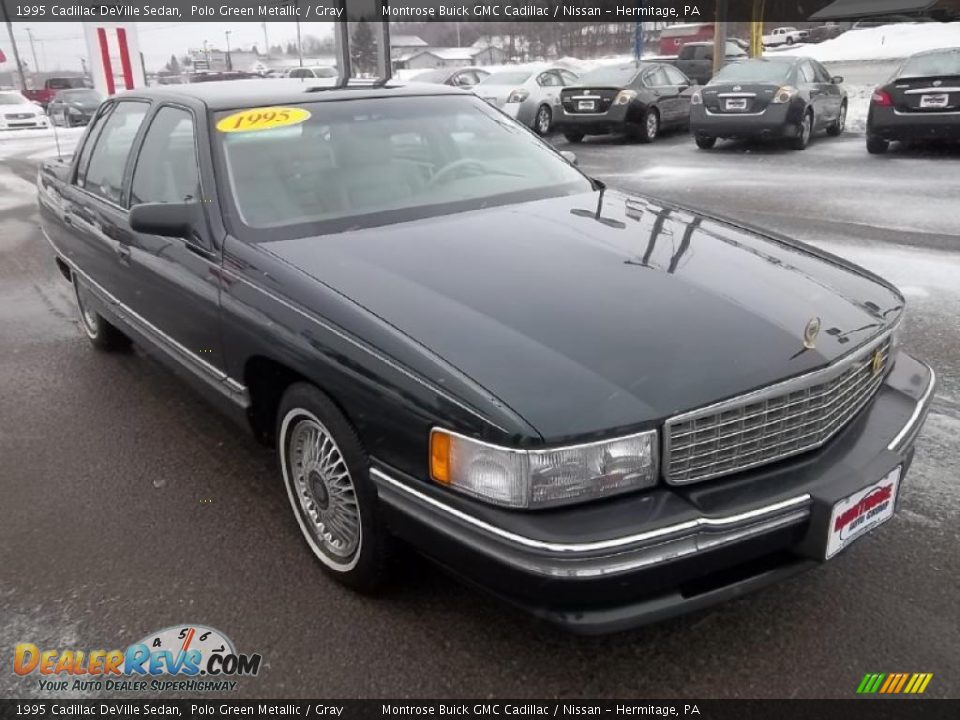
left=475, top=66, right=580, bottom=135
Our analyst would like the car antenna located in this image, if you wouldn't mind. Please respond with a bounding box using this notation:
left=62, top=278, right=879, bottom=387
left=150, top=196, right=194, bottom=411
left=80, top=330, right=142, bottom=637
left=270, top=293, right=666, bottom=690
left=51, top=113, right=63, bottom=160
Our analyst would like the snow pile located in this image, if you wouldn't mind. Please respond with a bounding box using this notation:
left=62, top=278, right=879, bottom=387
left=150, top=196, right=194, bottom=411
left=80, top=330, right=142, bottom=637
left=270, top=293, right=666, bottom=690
left=777, top=22, right=960, bottom=63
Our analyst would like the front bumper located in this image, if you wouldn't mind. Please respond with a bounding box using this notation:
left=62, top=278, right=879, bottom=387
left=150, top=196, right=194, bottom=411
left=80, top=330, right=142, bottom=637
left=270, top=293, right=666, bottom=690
left=0, top=117, right=48, bottom=130
left=868, top=106, right=960, bottom=141
left=372, top=353, right=935, bottom=633
left=691, top=103, right=800, bottom=139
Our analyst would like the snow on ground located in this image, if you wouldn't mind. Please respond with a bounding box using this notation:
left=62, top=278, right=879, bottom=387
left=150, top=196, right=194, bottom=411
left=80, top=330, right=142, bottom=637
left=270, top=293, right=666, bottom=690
left=0, top=126, right=85, bottom=161
left=776, top=22, right=960, bottom=63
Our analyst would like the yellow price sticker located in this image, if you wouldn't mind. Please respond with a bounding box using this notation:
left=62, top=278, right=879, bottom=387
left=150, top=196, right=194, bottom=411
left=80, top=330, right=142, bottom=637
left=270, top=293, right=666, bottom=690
left=216, top=106, right=311, bottom=133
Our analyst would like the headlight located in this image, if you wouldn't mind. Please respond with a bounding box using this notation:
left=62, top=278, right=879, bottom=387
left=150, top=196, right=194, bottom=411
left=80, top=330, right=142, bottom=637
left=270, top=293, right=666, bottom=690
left=613, top=90, right=637, bottom=105
left=429, top=428, right=658, bottom=508
left=690, top=91, right=703, bottom=105
left=506, top=89, right=529, bottom=103
left=772, top=86, right=798, bottom=104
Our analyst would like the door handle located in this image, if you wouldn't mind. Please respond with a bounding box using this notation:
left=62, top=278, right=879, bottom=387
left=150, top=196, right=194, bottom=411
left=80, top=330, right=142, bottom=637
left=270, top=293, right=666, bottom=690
left=116, top=244, right=131, bottom=263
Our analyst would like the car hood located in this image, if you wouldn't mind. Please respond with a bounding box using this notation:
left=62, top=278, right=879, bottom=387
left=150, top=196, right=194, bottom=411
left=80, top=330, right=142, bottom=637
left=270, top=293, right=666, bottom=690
left=264, top=191, right=903, bottom=441
left=2, top=103, right=41, bottom=114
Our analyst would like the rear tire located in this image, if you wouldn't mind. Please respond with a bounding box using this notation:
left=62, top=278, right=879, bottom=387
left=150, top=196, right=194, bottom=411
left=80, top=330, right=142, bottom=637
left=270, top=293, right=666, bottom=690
left=827, top=102, right=847, bottom=137
left=277, top=383, right=390, bottom=593
left=695, top=135, right=717, bottom=149
left=564, top=132, right=584, bottom=144
left=790, top=110, right=813, bottom=150
left=636, top=108, right=660, bottom=143
left=534, top=105, right=552, bottom=136
left=72, top=274, right=131, bottom=352
left=866, top=134, right=889, bottom=154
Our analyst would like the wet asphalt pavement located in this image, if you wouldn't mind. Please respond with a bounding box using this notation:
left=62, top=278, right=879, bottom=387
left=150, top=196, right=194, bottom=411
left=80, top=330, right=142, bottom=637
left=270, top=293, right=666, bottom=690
left=1, top=124, right=958, bottom=700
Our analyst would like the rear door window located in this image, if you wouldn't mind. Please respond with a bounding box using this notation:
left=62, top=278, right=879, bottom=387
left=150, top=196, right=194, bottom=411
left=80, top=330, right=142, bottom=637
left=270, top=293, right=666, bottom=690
left=664, top=66, right=690, bottom=85
left=799, top=62, right=816, bottom=84
left=78, top=101, right=149, bottom=204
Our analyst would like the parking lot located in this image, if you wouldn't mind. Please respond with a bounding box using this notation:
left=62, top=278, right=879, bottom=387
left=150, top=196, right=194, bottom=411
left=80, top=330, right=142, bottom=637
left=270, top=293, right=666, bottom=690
left=1, top=113, right=958, bottom=698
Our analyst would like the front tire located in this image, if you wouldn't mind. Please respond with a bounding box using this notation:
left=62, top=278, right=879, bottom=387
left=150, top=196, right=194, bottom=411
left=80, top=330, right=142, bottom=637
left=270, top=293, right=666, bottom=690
left=534, top=105, right=552, bottom=136
left=695, top=135, right=717, bottom=149
left=564, top=131, right=584, bottom=143
left=72, top=274, right=131, bottom=351
left=277, top=383, right=389, bottom=592
left=866, top=134, right=889, bottom=154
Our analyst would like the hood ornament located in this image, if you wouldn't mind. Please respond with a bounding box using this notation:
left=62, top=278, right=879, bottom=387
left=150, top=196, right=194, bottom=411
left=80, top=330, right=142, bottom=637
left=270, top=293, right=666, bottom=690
left=803, top=317, right=822, bottom=350
left=733, top=85, right=742, bottom=91
left=933, top=79, right=943, bottom=87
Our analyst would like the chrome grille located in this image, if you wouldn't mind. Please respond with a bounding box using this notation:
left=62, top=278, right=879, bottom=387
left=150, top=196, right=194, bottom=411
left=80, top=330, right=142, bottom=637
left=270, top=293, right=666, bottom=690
left=665, top=334, right=893, bottom=485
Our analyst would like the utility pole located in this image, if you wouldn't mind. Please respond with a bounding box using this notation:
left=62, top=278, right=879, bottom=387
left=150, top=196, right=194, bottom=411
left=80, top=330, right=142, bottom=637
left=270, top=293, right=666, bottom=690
left=751, top=0, right=765, bottom=58
left=295, top=0, right=303, bottom=66
left=225, top=30, right=232, bottom=70
left=712, top=0, right=729, bottom=77
left=261, top=22, right=269, bottom=56
left=1, top=2, right=28, bottom=90
left=26, top=27, right=41, bottom=74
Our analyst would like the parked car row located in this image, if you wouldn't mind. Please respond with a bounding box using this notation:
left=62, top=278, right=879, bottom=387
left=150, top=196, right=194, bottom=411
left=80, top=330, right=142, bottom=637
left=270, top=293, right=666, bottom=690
left=0, top=89, right=104, bottom=131
left=0, top=91, right=49, bottom=130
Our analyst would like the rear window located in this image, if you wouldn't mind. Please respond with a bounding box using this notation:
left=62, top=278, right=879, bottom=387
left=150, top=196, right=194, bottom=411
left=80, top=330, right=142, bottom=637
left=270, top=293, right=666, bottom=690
left=47, top=77, right=86, bottom=90
left=710, top=60, right=794, bottom=84
left=899, top=49, right=960, bottom=78
left=576, top=65, right=641, bottom=87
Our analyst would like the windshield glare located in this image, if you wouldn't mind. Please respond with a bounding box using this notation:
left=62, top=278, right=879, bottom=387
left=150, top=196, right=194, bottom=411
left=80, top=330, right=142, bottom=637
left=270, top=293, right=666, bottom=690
left=711, top=60, right=794, bottom=84
left=576, top=65, right=640, bottom=86
left=900, top=50, right=960, bottom=78
left=217, top=95, right=590, bottom=234
left=480, top=71, right=532, bottom=85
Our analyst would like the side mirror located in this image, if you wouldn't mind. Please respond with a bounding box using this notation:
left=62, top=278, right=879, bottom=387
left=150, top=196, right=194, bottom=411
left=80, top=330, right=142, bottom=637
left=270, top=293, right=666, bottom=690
left=560, top=150, right=578, bottom=166
left=129, top=202, right=194, bottom=238
left=832, top=76, right=844, bottom=84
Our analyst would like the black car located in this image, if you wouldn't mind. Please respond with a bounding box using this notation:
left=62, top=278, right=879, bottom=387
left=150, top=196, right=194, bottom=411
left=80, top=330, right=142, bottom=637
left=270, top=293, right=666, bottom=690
left=806, top=25, right=847, bottom=44
left=866, top=47, right=960, bottom=154
left=37, top=80, right=935, bottom=633
left=690, top=56, right=848, bottom=150
left=556, top=62, right=695, bottom=143
left=47, top=88, right=102, bottom=127
left=410, top=67, right=490, bottom=88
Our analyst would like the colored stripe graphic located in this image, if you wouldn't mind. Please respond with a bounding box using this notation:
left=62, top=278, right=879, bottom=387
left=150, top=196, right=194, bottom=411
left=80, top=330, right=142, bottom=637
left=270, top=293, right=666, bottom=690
left=96, top=28, right=115, bottom=95
left=116, top=27, right=134, bottom=90
left=857, top=673, right=933, bottom=694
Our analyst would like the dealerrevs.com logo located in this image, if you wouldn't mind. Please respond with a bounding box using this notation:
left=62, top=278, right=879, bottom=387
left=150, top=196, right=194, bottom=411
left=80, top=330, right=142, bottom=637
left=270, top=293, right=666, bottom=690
left=14, top=624, right=261, bottom=693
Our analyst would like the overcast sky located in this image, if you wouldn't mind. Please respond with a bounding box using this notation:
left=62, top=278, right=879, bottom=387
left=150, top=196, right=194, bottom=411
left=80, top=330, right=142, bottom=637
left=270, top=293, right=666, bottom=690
left=2, top=22, right=335, bottom=73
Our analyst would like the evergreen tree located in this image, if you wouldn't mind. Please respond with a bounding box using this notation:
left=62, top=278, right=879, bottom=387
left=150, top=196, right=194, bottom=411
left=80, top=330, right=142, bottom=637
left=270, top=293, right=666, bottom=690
left=350, top=21, right=377, bottom=75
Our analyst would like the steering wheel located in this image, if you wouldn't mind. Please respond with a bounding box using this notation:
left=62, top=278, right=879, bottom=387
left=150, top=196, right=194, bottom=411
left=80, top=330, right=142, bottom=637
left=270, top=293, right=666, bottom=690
left=426, top=158, right=490, bottom=187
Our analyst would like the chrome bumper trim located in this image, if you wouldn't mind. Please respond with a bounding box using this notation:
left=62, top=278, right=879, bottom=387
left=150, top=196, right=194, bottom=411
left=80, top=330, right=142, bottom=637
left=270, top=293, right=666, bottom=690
left=887, top=364, right=936, bottom=452
left=371, top=467, right=810, bottom=556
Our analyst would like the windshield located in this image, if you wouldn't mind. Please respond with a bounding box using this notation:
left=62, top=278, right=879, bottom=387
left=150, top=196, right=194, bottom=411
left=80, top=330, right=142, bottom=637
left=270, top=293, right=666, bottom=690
left=60, top=90, right=100, bottom=103
left=479, top=71, right=532, bottom=85
left=47, top=77, right=86, bottom=89
left=215, top=95, right=590, bottom=237
left=899, top=49, right=960, bottom=78
left=711, top=60, right=794, bottom=84
left=575, top=65, right=640, bottom=87
left=0, top=93, right=28, bottom=106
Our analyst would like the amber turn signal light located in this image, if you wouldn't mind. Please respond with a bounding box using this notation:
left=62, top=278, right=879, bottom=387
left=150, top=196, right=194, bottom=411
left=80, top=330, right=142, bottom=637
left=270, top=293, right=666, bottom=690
left=430, top=430, right=452, bottom=485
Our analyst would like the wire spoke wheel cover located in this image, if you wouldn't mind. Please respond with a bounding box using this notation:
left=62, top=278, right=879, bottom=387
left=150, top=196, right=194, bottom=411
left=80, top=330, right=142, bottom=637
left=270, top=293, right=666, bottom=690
left=74, top=278, right=99, bottom=339
left=647, top=112, right=659, bottom=138
left=282, top=411, right=362, bottom=570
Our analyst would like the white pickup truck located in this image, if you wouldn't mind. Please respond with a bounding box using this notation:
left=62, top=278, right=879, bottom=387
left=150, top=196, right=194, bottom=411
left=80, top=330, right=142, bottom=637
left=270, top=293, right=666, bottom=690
left=763, top=27, right=809, bottom=47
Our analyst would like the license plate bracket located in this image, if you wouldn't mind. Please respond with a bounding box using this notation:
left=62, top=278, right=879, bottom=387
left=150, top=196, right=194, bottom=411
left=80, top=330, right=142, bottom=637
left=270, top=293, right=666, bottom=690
left=920, top=93, right=948, bottom=109
left=825, top=467, right=901, bottom=560
left=577, top=100, right=596, bottom=111
left=725, top=98, right=748, bottom=111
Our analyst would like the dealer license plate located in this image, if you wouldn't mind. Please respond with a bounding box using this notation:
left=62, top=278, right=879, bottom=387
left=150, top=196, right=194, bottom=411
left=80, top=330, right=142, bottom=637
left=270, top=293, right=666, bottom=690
left=920, top=93, right=948, bottom=109
left=825, top=466, right=901, bottom=559
left=725, top=98, right=748, bottom=111
left=577, top=100, right=596, bottom=111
